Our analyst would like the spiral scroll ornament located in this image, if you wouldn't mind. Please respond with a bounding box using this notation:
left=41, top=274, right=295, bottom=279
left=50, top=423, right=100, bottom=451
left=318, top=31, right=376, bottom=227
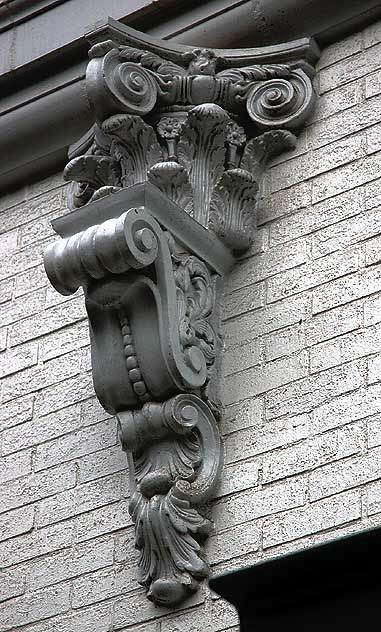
left=87, top=49, right=158, bottom=120
left=246, top=69, right=315, bottom=131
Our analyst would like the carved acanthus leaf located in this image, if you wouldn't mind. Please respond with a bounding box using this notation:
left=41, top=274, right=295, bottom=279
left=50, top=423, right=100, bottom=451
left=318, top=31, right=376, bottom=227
left=104, top=114, right=163, bottom=187
left=63, top=154, right=121, bottom=190
left=147, top=162, right=193, bottom=215
left=177, top=104, right=228, bottom=227
left=209, top=169, right=258, bottom=252
left=118, top=393, right=222, bottom=606
left=241, top=129, right=296, bottom=181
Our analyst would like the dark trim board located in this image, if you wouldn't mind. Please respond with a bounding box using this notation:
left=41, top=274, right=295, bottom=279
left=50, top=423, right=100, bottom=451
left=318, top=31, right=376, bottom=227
left=210, top=526, right=381, bottom=632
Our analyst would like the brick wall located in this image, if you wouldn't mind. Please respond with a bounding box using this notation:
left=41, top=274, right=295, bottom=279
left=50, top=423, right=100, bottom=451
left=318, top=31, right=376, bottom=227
left=1, top=21, right=381, bottom=632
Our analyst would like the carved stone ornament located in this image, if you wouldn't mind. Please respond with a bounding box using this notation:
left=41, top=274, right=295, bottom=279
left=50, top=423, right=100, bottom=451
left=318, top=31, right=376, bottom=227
left=44, top=19, right=319, bottom=607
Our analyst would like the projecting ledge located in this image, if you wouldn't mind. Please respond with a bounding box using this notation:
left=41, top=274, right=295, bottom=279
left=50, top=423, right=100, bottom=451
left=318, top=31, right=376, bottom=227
left=210, top=526, right=381, bottom=632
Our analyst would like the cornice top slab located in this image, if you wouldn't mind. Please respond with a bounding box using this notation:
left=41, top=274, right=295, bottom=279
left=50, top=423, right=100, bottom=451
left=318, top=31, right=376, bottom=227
left=87, top=17, right=320, bottom=67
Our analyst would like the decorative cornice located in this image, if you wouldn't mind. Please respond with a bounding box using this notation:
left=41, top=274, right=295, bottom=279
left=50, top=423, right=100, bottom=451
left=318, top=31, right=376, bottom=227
left=44, top=24, right=318, bottom=607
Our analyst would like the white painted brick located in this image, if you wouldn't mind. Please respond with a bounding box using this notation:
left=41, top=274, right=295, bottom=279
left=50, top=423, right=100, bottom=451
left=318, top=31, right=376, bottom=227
left=262, top=423, right=363, bottom=484
left=365, top=233, right=381, bottom=266
left=266, top=360, right=364, bottom=420
left=0, top=394, right=34, bottom=432
left=78, top=444, right=127, bottom=483
left=36, top=473, right=121, bottom=526
left=34, top=417, right=117, bottom=471
left=2, top=403, right=81, bottom=454
left=366, top=121, right=381, bottom=153
left=0, top=189, right=62, bottom=234
left=224, top=294, right=308, bottom=349
left=0, top=240, right=50, bottom=282
left=72, top=563, right=136, bottom=608
left=364, top=21, right=381, bottom=48
left=224, top=338, right=260, bottom=376
left=0, top=341, right=38, bottom=378
left=0, top=449, right=32, bottom=484
left=216, top=460, right=260, bottom=497
left=221, top=397, right=264, bottom=436
left=25, top=538, right=114, bottom=591
left=0, top=186, right=26, bottom=213
left=263, top=489, right=361, bottom=548
left=311, top=383, right=381, bottom=435
left=269, top=187, right=364, bottom=247
left=19, top=209, right=60, bottom=249
left=367, top=479, right=381, bottom=516
left=309, top=81, right=360, bottom=124
left=0, top=287, right=45, bottom=327
left=311, top=207, right=381, bottom=258
left=17, top=603, right=112, bottom=632
left=267, top=249, right=359, bottom=303
left=36, top=371, right=94, bottom=416
left=365, top=176, right=381, bottom=209
left=305, top=301, right=362, bottom=346
left=310, top=445, right=381, bottom=501
left=0, top=568, right=24, bottom=603
left=310, top=323, right=381, bottom=373
left=312, top=264, right=381, bottom=313
left=0, top=505, right=34, bottom=542
left=368, top=415, right=381, bottom=448
left=259, top=180, right=311, bottom=224
left=81, top=396, right=112, bottom=425
left=214, top=477, right=306, bottom=531
left=14, top=263, right=47, bottom=297
left=0, top=520, right=74, bottom=567
left=320, top=43, right=381, bottom=93
left=271, top=131, right=366, bottom=193
left=113, top=587, right=204, bottom=629
left=310, top=95, right=381, bottom=149
left=365, top=68, right=381, bottom=98
left=113, top=527, right=138, bottom=563
left=223, top=282, right=264, bottom=320
left=224, top=414, right=308, bottom=464
left=225, top=351, right=308, bottom=406
left=368, top=354, right=381, bottom=384
left=312, top=152, right=381, bottom=203
left=207, top=520, right=260, bottom=565
left=1, top=347, right=86, bottom=402
left=318, top=31, right=363, bottom=69
left=264, top=323, right=305, bottom=361
left=40, top=320, right=89, bottom=361
left=0, top=461, right=76, bottom=513
left=9, top=295, right=86, bottom=346
left=227, top=239, right=307, bottom=291
left=160, top=599, right=237, bottom=632
left=26, top=172, right=64, bottom=199
left=0, top=278, right=14, bottom=303
left=0, top=583, right=70, bottom=631
left=76, top=500, right=132, bottom=542
left=0, top=228, right=18, bottom=256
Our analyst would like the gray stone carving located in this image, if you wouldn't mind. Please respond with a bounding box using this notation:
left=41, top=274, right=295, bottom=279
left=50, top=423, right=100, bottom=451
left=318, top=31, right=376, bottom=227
left=44, top=21, right=318, bottom=607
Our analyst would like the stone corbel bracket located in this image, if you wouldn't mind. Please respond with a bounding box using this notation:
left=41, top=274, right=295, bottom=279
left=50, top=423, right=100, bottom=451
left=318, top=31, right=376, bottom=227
left=44, top=19, right=319, bottom=607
